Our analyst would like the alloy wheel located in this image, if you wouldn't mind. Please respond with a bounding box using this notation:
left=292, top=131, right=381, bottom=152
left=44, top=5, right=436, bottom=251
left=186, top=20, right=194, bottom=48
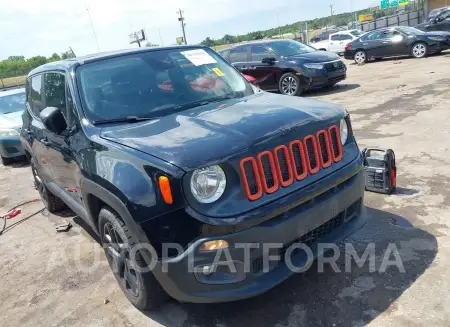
left=103, top=222, right=140, bottom=298
left=281, top=76, right=298, bottom=95
left=412, top=43, right=426, bottom=58
left=354, top=51, right=366, bottom=64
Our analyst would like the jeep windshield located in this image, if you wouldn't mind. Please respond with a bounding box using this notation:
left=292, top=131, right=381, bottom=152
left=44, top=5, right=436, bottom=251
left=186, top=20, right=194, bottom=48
left=77, top=47, right=254, bottom=123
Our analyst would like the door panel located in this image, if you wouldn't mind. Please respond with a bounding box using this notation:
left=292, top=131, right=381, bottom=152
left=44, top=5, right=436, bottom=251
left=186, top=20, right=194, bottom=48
left=42, top=72, right=82, bottom=204
left=247, top=45, right=279, bottom=90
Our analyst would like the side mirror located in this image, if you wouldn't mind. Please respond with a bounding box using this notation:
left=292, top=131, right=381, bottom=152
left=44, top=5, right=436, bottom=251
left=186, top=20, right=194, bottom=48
left=40, top=107, right=67, bottom=134
left=261, top=57, right=276, bottom=64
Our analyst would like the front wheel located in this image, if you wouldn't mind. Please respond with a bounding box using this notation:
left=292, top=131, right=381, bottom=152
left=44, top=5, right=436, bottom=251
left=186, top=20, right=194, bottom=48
left=354, top=50, right=367, bottom=64
left=279, top=73, right=303, bottom=96
left=99, top=207, right=168, bottom=310
left=411, top=42, right=427, bottom=58
left=1, top=156, right=13, bottom=166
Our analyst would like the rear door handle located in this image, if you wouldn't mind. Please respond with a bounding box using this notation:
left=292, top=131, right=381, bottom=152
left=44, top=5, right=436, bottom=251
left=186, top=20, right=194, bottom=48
left=41, top=138, right=51, bottom=146
left=383, top=41, right=389, bottom=44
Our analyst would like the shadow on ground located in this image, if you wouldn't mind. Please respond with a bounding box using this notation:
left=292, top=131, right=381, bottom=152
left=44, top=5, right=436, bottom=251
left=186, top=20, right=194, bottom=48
left=142, top=207, right=437, bottom=327
left=304, top=83, right=360, bottom=96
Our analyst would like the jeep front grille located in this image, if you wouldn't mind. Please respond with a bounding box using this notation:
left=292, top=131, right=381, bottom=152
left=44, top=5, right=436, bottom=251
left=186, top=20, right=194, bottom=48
left=240, top=125, right=343, bottom=201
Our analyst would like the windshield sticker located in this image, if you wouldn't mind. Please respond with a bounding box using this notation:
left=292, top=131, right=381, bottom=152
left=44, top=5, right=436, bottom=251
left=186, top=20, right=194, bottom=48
left=181, top=49, right=217, bottom=66
left=212, top=68, right=225, bottom=77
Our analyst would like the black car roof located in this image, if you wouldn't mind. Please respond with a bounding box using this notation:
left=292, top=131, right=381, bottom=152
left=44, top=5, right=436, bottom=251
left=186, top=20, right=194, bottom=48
left=27, top=44, right=208, bottom=77
left=226, top=39, right=295, bottom=50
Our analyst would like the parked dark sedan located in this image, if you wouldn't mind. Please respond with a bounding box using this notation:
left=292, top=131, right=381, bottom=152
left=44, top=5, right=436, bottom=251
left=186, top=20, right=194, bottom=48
left=218, top=39, right=346, bottom=96
left=416, top=7, right=450, bottom=32
left=344, top=26, right=450, bottom=64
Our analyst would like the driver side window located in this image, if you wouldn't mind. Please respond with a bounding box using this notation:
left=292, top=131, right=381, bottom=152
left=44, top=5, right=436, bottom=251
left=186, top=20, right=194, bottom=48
left=250, top=46, right=271, bottom=61
left=438, top=10, right=450, bottom=21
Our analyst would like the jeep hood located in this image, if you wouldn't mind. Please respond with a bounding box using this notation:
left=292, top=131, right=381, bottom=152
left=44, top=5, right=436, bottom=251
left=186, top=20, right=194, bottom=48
left=0, top=111, right=23, bottom=129
left=100, top=92, right=345, bottom=171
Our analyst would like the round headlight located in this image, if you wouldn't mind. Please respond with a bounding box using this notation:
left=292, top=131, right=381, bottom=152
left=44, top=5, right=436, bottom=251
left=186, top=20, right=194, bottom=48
left=190, top=165, right=226, bottom=203
left=340, top=119, right=348, bottom=145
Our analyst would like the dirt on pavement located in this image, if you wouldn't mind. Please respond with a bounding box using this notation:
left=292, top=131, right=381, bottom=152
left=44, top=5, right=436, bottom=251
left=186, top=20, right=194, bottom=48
left=1, top=53, right=450, bottom=327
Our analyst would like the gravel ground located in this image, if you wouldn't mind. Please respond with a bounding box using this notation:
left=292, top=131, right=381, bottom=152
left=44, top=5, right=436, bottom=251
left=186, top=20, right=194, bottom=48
left=1, top=52, right=450, bottom=327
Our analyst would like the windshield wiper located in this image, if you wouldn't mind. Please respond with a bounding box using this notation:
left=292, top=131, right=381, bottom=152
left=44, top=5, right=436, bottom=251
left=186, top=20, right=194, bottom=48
left=92, top=94, right=241, bottom=125
left=92, top=116, right=158, bottom=125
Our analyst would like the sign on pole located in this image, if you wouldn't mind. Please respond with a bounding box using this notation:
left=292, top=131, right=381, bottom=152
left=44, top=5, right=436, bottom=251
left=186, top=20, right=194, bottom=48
left=176, top=37, right=184, bottom=45
left=359, top=14, right=374, bottom=22
left=399, top=0, right=408, bottom=5
left=390, top=0, right=399, bottom=7
left=380, top=0, right=390, bottom=9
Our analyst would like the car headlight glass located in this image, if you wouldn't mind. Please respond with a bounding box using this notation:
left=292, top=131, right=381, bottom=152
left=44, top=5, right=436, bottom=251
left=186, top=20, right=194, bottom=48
left=0, top=128, right=20, bottom=137
left=190, top=165, right=226, bottom=203
left=428, top=36, right=445, bottom=41
left=303, top=63, right=324, bottom=69
left=340, top=119, right=349, bottom=145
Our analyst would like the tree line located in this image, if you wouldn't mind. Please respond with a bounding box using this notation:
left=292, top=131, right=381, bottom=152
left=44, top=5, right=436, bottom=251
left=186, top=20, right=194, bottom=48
left=0, top=51, right=74, bottom=79
left=200, top=4, right=421, bottom=47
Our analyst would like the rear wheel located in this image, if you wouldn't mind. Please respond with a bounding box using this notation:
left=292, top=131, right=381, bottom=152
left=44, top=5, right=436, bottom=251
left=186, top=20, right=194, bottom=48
left=354, top=50, right=367, bottom=64
left=31, top=158, right=66, bottom=212
left=411, top=42, right=427, bottom=58
left=1, top=156, right=13, bottom=166
left=279, top=73, right=303, bottom=96
left=99, top=207, right=168, bottom=310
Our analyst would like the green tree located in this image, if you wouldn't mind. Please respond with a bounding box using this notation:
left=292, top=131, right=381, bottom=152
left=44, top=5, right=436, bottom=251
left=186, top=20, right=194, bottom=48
left=201, top=37, right=215, bottom=47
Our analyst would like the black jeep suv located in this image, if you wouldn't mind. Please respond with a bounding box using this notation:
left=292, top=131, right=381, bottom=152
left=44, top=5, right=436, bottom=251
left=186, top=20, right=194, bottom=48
left=21, top=46, right=365, bottom=310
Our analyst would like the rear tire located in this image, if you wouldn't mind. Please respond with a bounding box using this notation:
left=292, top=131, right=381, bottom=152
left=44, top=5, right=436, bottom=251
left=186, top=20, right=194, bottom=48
left=354, top=50, right=367, bottom=64
left=99, top=207, right=168, bottom=310
left=279, top=73, right=303, bottom=96
left=31, top=158, right=66, bottom=213
left=411, top=42, right=427, bottom=58
left=1, top=156, right=13, bottom=166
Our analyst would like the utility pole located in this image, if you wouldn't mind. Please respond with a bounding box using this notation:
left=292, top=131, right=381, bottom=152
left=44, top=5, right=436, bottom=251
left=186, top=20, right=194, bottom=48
left=277, top=12, right=281, bottom=37
left=158, top=28, right=164, bottom=46
left=329, top=4, right=334, bottom=30
left=177, top=9, right=187, bottom=44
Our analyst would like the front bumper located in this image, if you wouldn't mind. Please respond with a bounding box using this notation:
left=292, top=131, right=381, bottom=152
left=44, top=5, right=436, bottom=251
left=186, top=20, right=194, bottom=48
left=152, top=155, right=366, bottom=303
left=303, top=65, right=347, bottom=89
left=0, top=136, right=24, bottom=158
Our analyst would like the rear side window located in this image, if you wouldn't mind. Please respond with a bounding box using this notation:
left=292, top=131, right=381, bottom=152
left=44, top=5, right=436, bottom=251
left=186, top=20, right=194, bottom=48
left=218, top=50, right=230, bottom=61
left=230, top=47, right=248, bottom=63
left=330, top=34, right=341, bottom=41
left=341, top=34, right=353, bottom=40
left=44, top=73, right=66, bottom=111
left=30, top=75, right=44, bottom=116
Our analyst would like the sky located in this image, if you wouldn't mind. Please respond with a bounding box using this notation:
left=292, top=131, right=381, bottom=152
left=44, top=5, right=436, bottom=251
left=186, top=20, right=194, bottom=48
left=0, top=0, right=377, bottom=60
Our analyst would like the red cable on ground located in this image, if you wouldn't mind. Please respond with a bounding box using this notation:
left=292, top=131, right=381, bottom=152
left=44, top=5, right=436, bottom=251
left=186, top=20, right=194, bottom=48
left=0, top=198, right=42, bottom=235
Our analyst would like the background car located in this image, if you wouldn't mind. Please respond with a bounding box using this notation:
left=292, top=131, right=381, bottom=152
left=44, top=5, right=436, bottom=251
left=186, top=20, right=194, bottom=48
left=427, top=6, right=450, bottom=21
left=219, top=39, right=347, bottom=96
left=416, top=7, right=450, bottom=32
left=311, top=29, right=364, bottom=55
left=0, top=88, right=25, bottom=165
left=344, top=26, right=450, bottom=64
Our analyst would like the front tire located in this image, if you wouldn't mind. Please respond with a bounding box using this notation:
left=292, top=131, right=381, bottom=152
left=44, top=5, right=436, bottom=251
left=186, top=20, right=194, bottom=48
left=279, top=73, right=303, bottom=96
left=1, top=156, right=13, bottom=166
left=31, top=159, right=66, bottom=213
left=354, top=50, right=367, bottom=64
left=411, top=42, right=427, bottom=58
left=99, top=207, right=168, bottom=310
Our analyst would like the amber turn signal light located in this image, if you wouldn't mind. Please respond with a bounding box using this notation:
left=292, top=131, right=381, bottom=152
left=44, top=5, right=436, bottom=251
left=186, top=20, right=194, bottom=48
left=158, top=176, right=173, bottom=204
left=200, top=240, right=229, bottom=251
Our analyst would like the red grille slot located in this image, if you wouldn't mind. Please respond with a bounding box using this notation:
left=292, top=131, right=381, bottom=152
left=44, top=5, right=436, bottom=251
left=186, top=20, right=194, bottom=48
left=304, top=135, right=320, bottom=174
left=239, top=157, right=263, bottom=201
left=239, top=124, right=343, bottom=201
left=316, top=130, right=332, bottom=168
left=328, top=125, right=343, bottom=162
left=274, top=145, right=294, bottom=187
left=257, top=151, right=279, bottom=194
left=289, top=140, right=308, bottom=181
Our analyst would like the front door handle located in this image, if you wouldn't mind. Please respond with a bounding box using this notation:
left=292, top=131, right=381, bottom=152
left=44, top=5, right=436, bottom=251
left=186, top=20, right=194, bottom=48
left=383, top=41, right=389, bottom=44
left=41, top=138, right=51, bottom=147
left=24, top=129, right=34, bottom=135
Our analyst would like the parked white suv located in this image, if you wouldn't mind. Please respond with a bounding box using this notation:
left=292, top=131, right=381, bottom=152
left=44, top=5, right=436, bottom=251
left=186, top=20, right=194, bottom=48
left=311, top=30, right=364, bottom=55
